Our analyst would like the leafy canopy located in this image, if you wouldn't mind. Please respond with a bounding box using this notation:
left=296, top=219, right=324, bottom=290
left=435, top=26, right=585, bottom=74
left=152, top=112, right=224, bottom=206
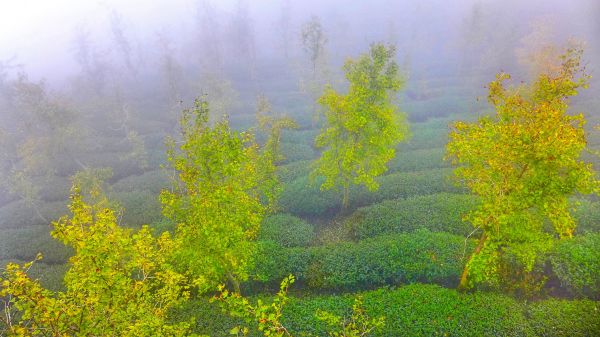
left=446, top=48, right=598, bottom=290
left=0, top=184, right=191, bottom=336
left=312, top=43, right=408, bottom=208
left=161, top=98, right=278, bottom=293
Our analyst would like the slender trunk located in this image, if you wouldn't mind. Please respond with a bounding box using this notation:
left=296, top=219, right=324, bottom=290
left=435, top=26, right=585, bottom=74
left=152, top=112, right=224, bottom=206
left=458, top=231, right=487, bottom=290
left=341, top=185, right=350, bottom=213
left=227, top=271, right=241, bottom=294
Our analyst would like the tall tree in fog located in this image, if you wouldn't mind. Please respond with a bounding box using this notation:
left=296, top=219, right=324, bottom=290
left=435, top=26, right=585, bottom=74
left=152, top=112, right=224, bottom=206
left=301, top=16, right=328, bottom=76
left=312, top=44, right=408, bottom=210
left=277, top=0, right=293, bottom=60
left=161, top=98, right=278, bottom=293
left=515, top=16, right=584, bottom=79
left=300, top=15, right=330, bottom=124
left=157, top=32, right=184, bottom=111
left=108, top=9, right=137, bottom=76
left=447, top=48, right=598, bottom=292
left=71, top=27, right=109, bottom=96
left=228, top=0, right=257, bottom=78
left=0, top=73, right=88, bottom=221
left=196, top=0, right=224, bottom=72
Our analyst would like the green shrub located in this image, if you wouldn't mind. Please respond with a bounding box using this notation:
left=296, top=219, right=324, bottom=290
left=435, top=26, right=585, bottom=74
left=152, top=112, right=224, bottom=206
left=399, top=126, right=448, bottom=151
left=279, top=168, right=462, bottom=216
left=0, top=200, right=67, bottom=229
left=345, top=193, right=478, bottom=240
left=277, top=160, right=311, bottom=183
left=111, top=169, right=170, bottom=195
left=550, top=233, right=600, bottom=298
left=252, top=241, right=311, bottom=284
left=111, top=191, right=163, bottom=228
left=258, top=214, right=315, bottom=247
left=0, top=226, right=72, bottom=264
left=387, top=147, right=449, bottom=173
left=0, top=259, right=67, bottom=292
left=35, top=176, right=70, bottom=202
left=179, top=284, right=599, bottom=337
left=284, top=284, right=532, bottom=336
left=281, top=129, right=319, bottom=146
left=280, top=142, right=315, bottom=164
left=573, top=198, right=600, bottom=234
left=278, top=176, right=340, bottom=216
left=253, top=230, right=473, bottom=290
left=526, top=299, right=600, bottom=337
left=348, top=168, right=463, bottom=208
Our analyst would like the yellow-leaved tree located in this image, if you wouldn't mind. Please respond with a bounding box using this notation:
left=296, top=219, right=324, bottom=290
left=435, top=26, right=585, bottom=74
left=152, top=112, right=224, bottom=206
left=0, top=184, right=191, bottom=336
left=160, top=97, right=279, bottom=294
left=447, top=48, right=598, bottom=292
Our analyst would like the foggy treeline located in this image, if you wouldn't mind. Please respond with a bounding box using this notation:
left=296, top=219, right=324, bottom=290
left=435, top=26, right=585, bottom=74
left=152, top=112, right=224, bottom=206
left=1, top=0, right=598, bottom=196
left=1, top=0, right=600, bottom=335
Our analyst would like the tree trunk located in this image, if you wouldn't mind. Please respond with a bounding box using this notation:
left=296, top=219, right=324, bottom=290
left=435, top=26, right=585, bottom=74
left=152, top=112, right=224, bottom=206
left=227, top=271, right=241, bottom=294
left=458, top=231, right=487, bottom=290
left=341, top=186, right=350, bottom=213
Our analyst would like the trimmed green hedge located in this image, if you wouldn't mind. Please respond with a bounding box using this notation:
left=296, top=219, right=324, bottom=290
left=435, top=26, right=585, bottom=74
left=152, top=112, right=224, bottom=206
left=0, top=259, right=67, bottom=292
left=279, top=142, right=315, bottom=164
left=276, top=160, right=311, bottom=183
left=279, top=168, right=462, bottom=216
left=550, top=233, right=600, bottom=298
left=258, top=214, right=315, bottom=247
left=253, top=230, right=473, bottom=290
left=388, top=147, right=449, bottom=173
left=0, top=226, right=72, bottom=264
left=111, top=191, right=163, bottom=228
left=0, top=200, right=67, bottom=229
left=573, top=199, right=600, bottom=234
left=526, top=299, right=600, bottom=336
left=284, top=285, right=532, bottom=336
left=345, top=193, right=478, bottom=240
left=111, top=169, right=170, bottom=195
left=176, top=284, right=599, bottom=337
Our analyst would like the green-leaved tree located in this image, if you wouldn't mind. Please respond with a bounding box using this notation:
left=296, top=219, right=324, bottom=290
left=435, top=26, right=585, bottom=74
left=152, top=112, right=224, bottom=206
left=312, top=43, right=409, bottom=210
left=161, top=98, right=278, bottom=293
left=0, top=184, right=191, bottom=336
left=447, top=48, right=598, bottom=291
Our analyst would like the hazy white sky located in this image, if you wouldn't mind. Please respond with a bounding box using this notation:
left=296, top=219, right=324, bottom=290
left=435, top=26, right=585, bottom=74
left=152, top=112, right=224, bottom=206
left=0, top=0, right=274, bottom=77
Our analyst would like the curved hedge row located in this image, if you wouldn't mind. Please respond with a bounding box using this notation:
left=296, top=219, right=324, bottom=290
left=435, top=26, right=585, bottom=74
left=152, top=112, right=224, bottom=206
left=279, top=142, right=316, bottom=164
left=0, top=226, right=72, bottom=264
left=253, top=230, right=473, bottom=290
left=573, top=199, right=600, bottom=234
left=258, top=213, right=315, bottom=247
left=112, top=169, right=170, bottom=194
left=279, top=168, right=462, bottom=216
left=550, top=233, right=600, bottom=299
left=345, top=193, right=478, bottom=239
left=178, top=284, right=599, bottom=337
left=387, top=147, right=450, bottom=173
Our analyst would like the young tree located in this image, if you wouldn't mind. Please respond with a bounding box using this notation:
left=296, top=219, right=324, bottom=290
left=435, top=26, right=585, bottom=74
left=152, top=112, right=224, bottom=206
left=301, top=16, right=327, bottom=76
left=277, top=0, right=293, bottom=60
left=228, top=0, right=257, bottom=78
left=0, top=73, right=89, bottom=221
left=255, top=94, right=298, bottom=208
left=299, top=15, right=330, bottom=123
left=255, top=94, right=298, bottom=165
left=312, top=44, right=408, bottom=210
left=160, top=98, right=278, bottom=294
left=108, top=9, right=137, bottom=76
left=447, top=48, right=598, bottom=291
left=0, top=184, right=191, bottom=336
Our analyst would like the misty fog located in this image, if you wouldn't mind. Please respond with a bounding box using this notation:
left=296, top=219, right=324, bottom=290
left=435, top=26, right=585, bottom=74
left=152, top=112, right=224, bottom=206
left=1, top=0, right=600, bottom=335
